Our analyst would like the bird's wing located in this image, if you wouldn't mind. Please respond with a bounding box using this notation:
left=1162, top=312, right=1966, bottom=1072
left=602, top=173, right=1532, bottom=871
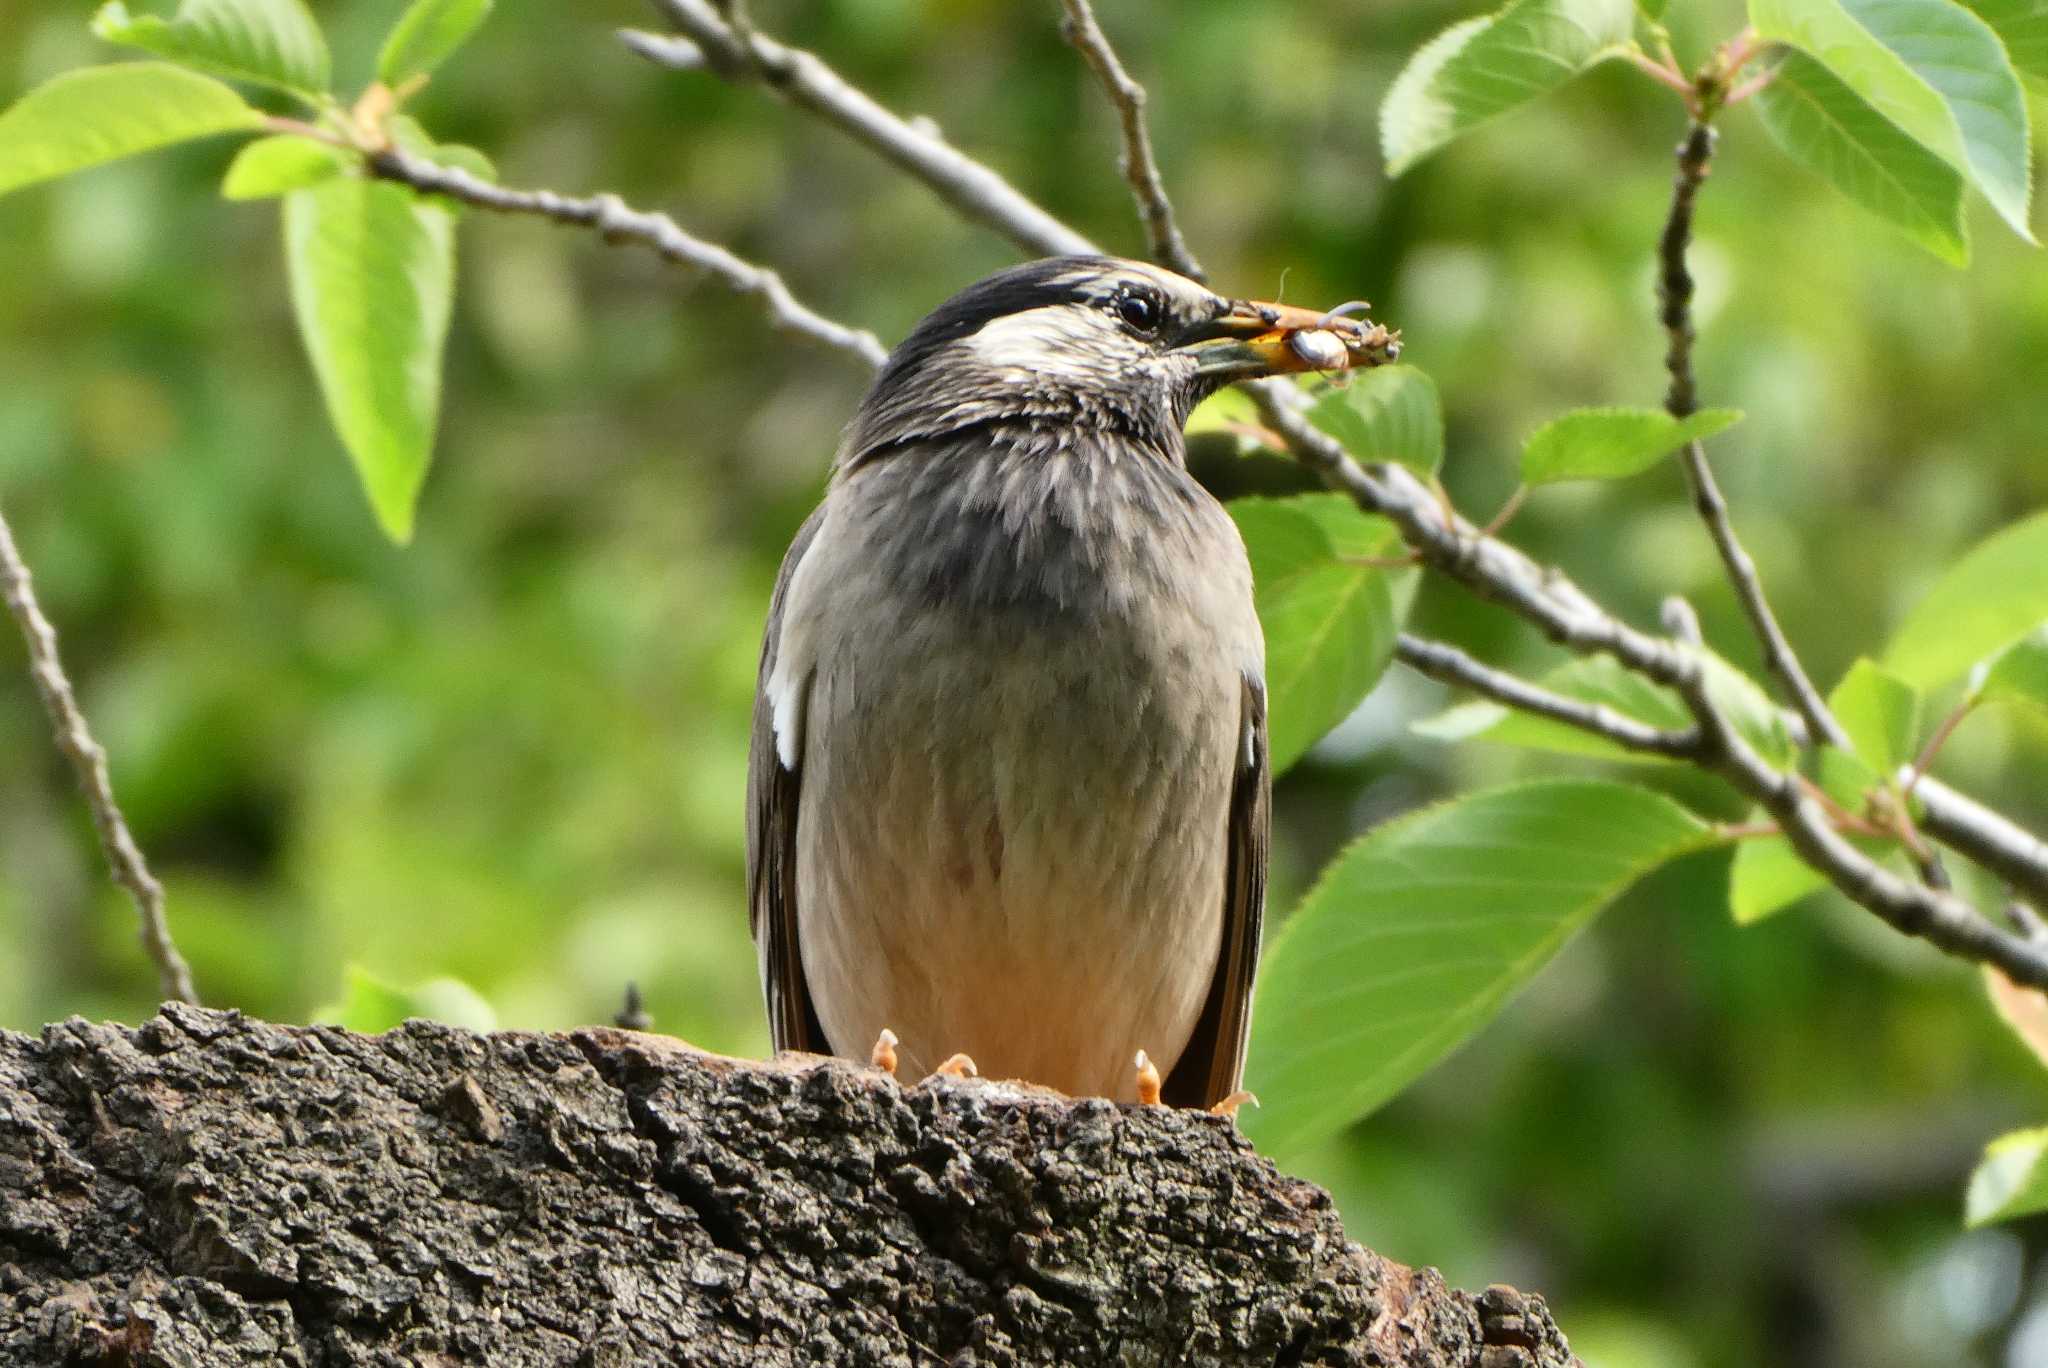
left=747, top=506, right=830, bottom=1054
left=1163, top=672, right=1270, bottom=1109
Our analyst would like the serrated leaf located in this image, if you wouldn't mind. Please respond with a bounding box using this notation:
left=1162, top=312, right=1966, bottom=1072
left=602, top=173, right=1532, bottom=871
left=285, top=178, right=456, bottom=544
left=1967, top=1125, right=2048, bottom=1225
left=0, top=63, right=262, bottom=200
left=1306, top=365, right=1444, bottom=475
left=221, top=133, right=346, bottom=198
left=1885, top=509, right=2048, bottom=688
left=1966, top=0, right=2048, bottom=85
left=94, top=0, right=330, bottom=99
left=1752, top=0, right=1968, bottom=162
left=1521, top=406, right=1743, bottom=485
left=1838, top=0, right=2034, bottom=241
left=378, top=0, right=493, bottom=86
left=1753, top=0, right=2033, bottom=243
left=1752, top=51, right=1969, bottom=264
left=1979, top=626, right=2048, bottom=713
left=1243, top=780, right=1710, bottom=1157
left=1828, top=657, right=1921, bottom=773
left=1410, top=654, right=1692, bottom=759
left=314, top=964, right=497, bottom=1032
left=1230, top=497, right=1400, bottom=773
left=1381, top=0, right=1636, bottom=174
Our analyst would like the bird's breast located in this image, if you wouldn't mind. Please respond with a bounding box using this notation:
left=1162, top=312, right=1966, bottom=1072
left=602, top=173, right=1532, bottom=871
left=778, top=434, right=1261, bottom=1099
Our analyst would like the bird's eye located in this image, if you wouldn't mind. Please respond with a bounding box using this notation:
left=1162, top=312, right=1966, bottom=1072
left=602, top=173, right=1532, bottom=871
left=1116, top=290, right=1163, bottom=332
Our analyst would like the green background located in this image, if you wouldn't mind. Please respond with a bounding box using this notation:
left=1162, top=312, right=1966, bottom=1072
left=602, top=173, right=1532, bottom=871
left=4, top=0, right=2048, bottom=1363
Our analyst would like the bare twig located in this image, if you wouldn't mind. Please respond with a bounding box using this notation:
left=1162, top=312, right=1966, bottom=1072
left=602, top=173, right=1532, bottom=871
left=0, top=503, right=197, bottom=1005
left=1394, top=633, right=1702, bottom=758
left=635, top=0, right=1094, bottom=259
left=365, top=149, right=887, bottom=368
left=1658, top=121, right=1846, bottom=751
left=1916, top=776, right=2048, bottom=911
left=1055, top=0, right=1204, bottom=280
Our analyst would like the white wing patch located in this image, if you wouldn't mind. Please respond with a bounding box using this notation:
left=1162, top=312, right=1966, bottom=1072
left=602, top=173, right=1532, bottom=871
left=766, top=659, right=809, bottom=771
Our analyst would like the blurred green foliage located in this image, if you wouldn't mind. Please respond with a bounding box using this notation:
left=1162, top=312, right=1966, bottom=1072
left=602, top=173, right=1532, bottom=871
left=5, top=0, right=2048, bottom=1363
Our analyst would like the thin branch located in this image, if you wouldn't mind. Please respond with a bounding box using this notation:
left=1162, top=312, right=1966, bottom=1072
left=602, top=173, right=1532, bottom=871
left=1658, top=121, right=1847, bottom=751
left=1055, top=0, right=1205, bottom=280
left=1394, top=633, right=1702, bottom=758
left=0, top=503, right=197, bottom=1005
left=1915, top=775, right=2048, bottom=911
left=636, top=0, right=1095, bottom=259
left=365, top=149, right=887, bottom=368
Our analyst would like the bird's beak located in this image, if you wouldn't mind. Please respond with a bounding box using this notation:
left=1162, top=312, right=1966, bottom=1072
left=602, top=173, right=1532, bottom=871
left=1177, top=298, right=1402, bottom=381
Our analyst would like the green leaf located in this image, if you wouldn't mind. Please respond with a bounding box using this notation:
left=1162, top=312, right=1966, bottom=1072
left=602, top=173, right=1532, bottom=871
left=378, top=0, right=494, bottom=86
left=1411, top=654, right=1692, bottom=759
left=314, top=964, right=498, bottom=1033
left=1966, top=1125, right=2048, bottom=1225
left=1837, top=0, right=2035, bottom=241
left=1243, top=780, right=1710, bottom=1157
left=285, top=178, right=456, bottom=544
left=1966, top=0, right=2048, bottom=85
left=1752, top=51, right=1969, bottom=264
left=1230, top=496, right=1400, bottom=773
left=0, top=63, right=262, bottom=200
left=1381, top=0, right=1636, bottom=174
left=221, top=133, right=346, bottom=198
left=1828, top=657, right=1921, bottom=773
left=1979, top=626, right=2048, bottom=712
left=1730, top=830, right=1831, bottom=923
left=1305, top=365, right=1445, bottom=475
left=1521, top=407, right=1743, bottom=485
left=94, top=0, right=331, bottom=100
left=1752, top=0, right=2033, bottom=242
left=1885, top=509, right=2048, bottom=688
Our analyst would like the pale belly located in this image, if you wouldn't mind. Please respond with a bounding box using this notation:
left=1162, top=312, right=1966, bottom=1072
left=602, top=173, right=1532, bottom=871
left=782, top=448, right=1255, bottom=1101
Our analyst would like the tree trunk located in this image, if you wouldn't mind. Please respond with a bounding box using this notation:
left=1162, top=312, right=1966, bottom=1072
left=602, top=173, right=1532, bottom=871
left=0, top=1005, right=1576, bottom=1366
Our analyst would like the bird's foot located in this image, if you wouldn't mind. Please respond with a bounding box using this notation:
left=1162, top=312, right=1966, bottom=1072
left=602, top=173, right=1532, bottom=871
left=869, top=1028, right=899, bottom=1077
left=1133, top=1050, right=1163, bottom=1106
left=929, top=1052, right=978, bottom=1080
left=1208, top=1090, right=1259, bottom=1120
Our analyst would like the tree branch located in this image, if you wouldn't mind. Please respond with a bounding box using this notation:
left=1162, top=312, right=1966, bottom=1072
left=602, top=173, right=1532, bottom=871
left=0, top=1006, right=1580, bottom=1366
left=0, top=504, right=197, bottom=1006
left=633, top=0, right=1095, bottom=259
left=1055, top=0, right=1205, bottom=280
left=1657, top=121, right=1846, bottom=750
left=365, top=149, right=887, bottom=368
left=1394, top=632, right=1703, bottom=758
left=1915, top=775, right=2048, bottom=911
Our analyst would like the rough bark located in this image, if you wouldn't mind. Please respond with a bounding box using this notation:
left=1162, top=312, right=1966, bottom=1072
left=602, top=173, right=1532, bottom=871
left=0, top=1006, right=1576, bottom=1367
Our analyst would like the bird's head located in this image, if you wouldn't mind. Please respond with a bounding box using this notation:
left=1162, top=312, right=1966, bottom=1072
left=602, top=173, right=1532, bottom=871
left=839, top=255, right=1398, bottom=469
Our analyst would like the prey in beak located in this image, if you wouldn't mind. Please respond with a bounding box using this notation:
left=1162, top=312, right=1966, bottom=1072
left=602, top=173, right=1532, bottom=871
left=1179, top=298, right=1403, bottom=382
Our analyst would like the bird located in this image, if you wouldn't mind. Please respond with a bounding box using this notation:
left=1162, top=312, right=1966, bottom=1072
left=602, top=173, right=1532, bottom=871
left=746, top=255, right=1396, bottom=1108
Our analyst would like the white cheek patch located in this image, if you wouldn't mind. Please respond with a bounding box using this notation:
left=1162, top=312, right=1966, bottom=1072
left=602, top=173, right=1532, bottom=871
left=959, top=305, right=1120, bottom=381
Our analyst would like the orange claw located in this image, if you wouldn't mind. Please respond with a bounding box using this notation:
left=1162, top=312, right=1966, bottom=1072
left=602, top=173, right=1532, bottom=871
left=1208, top=1090, right=1259, bottom=1120
left=1134, top=1050, right=1163, bottom=1106
left=931, top=1052, right=978, bottom=1080
left=869, top=1028, right=899, bottom=1077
